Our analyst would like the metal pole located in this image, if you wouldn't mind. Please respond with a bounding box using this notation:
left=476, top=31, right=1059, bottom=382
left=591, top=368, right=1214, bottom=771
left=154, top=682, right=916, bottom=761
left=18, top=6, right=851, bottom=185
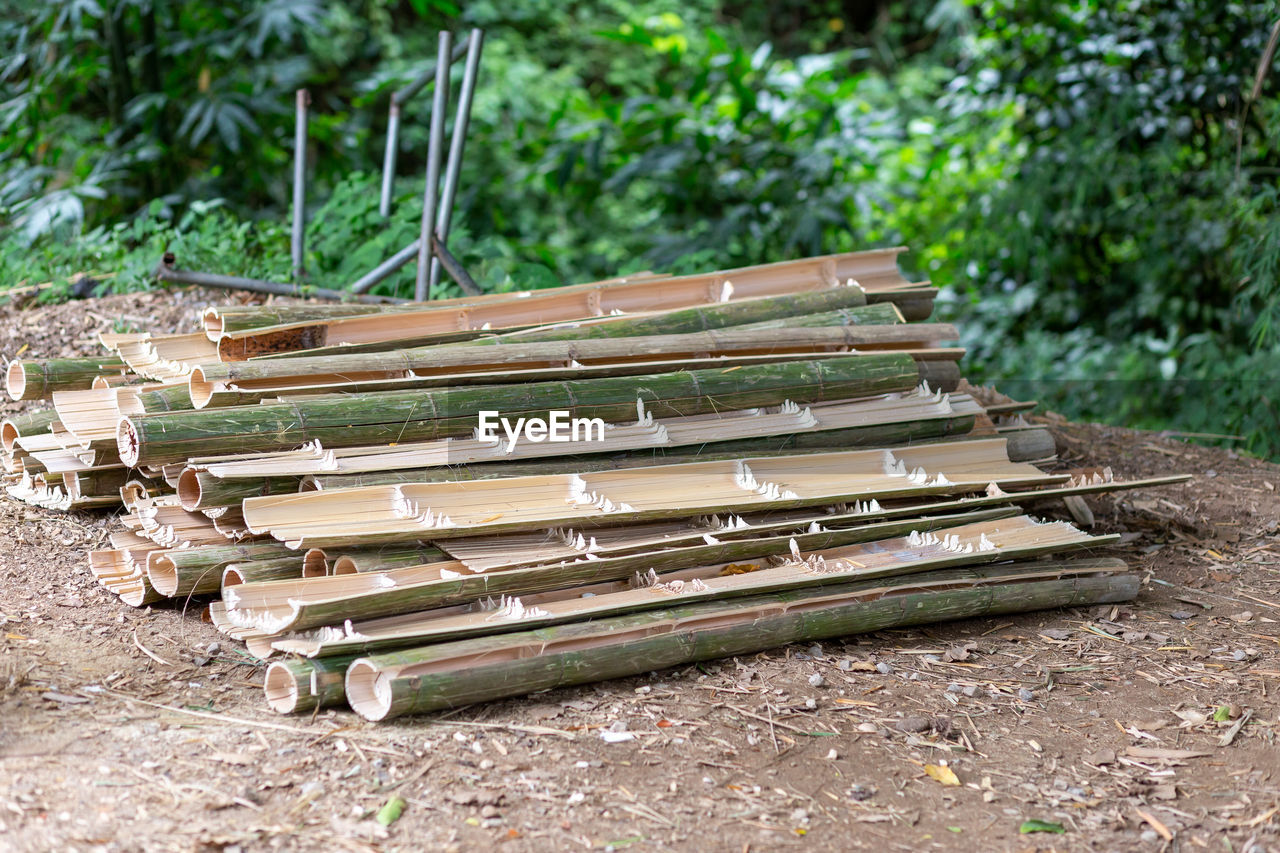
left=430, top=28, right=484, bottom=290
left=349, top=238, right=421, bottom=294
left=378, top=103, right=401, bottom=218
left=379, top=35, right=469, bottom=219
left=431, top=235, right=480, bottom=295
left=155, top=254, right=410, bottom=303
left=415, top=31, right=451, bottom=301
left=291, top=89, right=309, bottom=281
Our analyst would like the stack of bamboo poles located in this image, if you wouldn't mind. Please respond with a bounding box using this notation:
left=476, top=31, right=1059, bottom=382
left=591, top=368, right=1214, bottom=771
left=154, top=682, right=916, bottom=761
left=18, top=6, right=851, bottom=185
left=1, top=248, right=1187, bottom=720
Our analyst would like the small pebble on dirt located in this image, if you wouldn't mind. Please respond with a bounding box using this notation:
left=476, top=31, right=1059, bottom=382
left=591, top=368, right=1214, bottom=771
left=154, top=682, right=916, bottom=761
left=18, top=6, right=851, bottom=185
left=876, top=662, right=894, bottom=675
left=808, top=673, right=825, bottom=687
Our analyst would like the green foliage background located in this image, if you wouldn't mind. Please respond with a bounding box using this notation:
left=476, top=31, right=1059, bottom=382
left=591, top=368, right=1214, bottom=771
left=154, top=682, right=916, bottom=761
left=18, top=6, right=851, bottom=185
left=1, top=0, right=1277, bottom=456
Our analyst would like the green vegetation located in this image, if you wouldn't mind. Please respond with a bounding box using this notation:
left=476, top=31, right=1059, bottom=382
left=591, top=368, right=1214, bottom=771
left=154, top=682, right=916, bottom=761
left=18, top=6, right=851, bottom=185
left=1, top=1, right=1277, bottom=456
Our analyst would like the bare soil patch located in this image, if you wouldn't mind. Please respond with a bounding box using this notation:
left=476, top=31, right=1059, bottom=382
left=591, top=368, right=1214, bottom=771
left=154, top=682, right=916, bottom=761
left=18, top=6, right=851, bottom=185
left=1, top=291, right=1277, bottom=852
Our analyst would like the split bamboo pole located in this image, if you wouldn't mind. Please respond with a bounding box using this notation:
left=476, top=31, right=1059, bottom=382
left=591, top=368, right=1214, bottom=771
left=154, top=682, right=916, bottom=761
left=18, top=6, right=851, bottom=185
left=212, top=249, right=926, bottom=359
left=341, top=562, right=1137, bottom=720
left=222, top=556, right=306, bottom=589
left=1, top=409, right=58, bottom=452
left=466, top=288, right=883, bottom=344
left=146, top=543, right=298, bottom=598
left=122, top=355, right=919, bottom=467
left=264, top=654, right=359, bottom=714
left=7, top=357, right=127, bottom=401
left=177, top=471, right=303, bottom=512
left=190, top=325, right=947, bottom=403
left=224, top=513, right=1101, bottom=634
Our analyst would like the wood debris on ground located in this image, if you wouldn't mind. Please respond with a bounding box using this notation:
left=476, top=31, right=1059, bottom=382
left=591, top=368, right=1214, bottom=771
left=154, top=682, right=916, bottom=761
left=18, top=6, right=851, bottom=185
left=0, top=248, right=1191, bottom=721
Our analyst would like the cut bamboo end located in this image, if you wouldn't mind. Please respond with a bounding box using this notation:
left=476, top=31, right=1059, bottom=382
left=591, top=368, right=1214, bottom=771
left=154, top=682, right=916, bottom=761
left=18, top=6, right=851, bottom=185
left=264, top=660, right=309, bottom=714
left=6, top=361, right=29, bottom=401
left=345, top=660, right=391, bottom=721
left=146, top=552, right=180, bottom=598
left=117, top=416, right=141, bottom=467
left=303, top=549, right=329, bottom=577
left=332, top=556, right=358, bottom=575
left=188, top=368, right=216, bottom=409
left=1, top=420, right=19, bottom=454
left=223, top=565, right=249, bottom=587
left=176, top=467, right=201, bottom=511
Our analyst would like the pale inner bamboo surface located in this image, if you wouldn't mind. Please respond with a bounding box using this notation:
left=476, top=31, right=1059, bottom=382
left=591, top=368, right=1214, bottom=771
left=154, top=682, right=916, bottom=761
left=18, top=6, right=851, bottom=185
left=221, top=513, right=1109, bottom=635
left=240, top=439, right=1055, bottom=546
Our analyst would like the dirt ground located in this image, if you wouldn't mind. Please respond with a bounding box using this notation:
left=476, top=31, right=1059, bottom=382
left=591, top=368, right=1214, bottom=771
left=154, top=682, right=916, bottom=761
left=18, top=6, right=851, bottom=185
left=0, top=290, right=1277, bottom=852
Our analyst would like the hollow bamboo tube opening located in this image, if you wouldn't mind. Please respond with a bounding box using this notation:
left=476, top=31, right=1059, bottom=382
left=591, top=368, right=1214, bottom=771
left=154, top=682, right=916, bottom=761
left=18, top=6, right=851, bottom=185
left=116, top=417, right=141, bottom=467
left=222, top=566, right=248, bottom=588
left=6, top=361, right=28, bottom=400
left=176, top=468, right=203, bottom=511
left=187, top=368, right=216, bottom=409
left=332, top=556, right=358, bottom=575
left=345, top=660, right=392, bottom=721
left=146, top=553, right=180, bottom=598
left=264, top=662, right=306, bottom=714
left=302, top=549, right=329, bottom=577
left=1, top=420, right=19, bottom=453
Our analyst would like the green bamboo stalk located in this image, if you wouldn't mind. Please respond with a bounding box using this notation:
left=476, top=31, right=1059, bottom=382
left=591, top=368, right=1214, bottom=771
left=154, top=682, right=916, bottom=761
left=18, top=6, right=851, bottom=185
left=121, top=355, right=919, bottom=467
left=460, top=289, right=878, bottom=345
left=264, top=654, right=358, bottom=714
left=326, top=545, right=451, bottom=575
left=194, top=325, right=946, bottom=394
left=724, top=304, right=902, bottom=332
left=6, top=356, right=127, bottom=401
left=867, top=289, right=937, bottom=321
left=249, top=510, right=1097, bottom=634
left=299, top=411, right=978, bottom=489
left=147, top=543, right=298, bottom=598
left=222, top=556, right=306, bottom=588
left=134, top=385, right=195, bottom=413
left=2, top=408, right=59, bottom=452
left=193, top=351, right=893, bottom=409
left=64, top=467, right=131, bottom=499
left=207, top=305, right=396, bottom=335
left=177, top=470, right=303, bottom=511
left=344, top=564, right=1138, bottom=719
